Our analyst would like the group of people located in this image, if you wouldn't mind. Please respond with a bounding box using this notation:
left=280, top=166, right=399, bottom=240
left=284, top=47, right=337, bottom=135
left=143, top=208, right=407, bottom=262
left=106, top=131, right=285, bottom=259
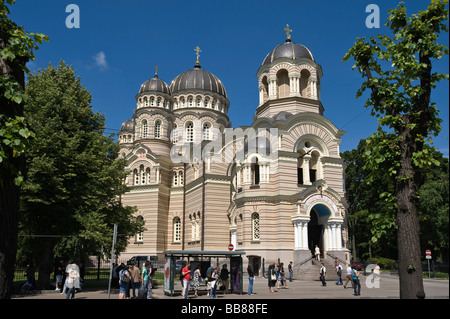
left=267, top=261, right=292, bottom=293
left=318, top=257, right=379, bottom=297
left=180, top=262, right=245, bottom=299
left=113, top=261, right=154, bottom=299
left=54, top=259, right=84, bottom=299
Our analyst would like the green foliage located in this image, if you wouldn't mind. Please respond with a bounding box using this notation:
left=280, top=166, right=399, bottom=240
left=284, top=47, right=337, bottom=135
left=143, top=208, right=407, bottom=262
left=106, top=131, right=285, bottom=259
left=0, top=114, right=34, bottom=186
left=343, top=0, right=449, bottom=182
left=19, top=61, right=143, bottom=263
left=343, top=141, right=449, bottom=262
left=1, top=0, right=48, bottom=183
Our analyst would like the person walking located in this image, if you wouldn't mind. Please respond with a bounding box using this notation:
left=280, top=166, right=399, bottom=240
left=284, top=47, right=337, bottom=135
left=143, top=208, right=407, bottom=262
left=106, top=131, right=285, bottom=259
left=335, top=263, right=343, bottom=285
left=209, top=267, right=219, bottom=298
left=55, top=259, right=64, bottom=292
left=192, top=266, right=201, bottom=297
left=141, top=261, right=152, bottom=299
left=319, top=263, right=326, bottom=286
left=343, top=264, right=353, bottom=289
left=220, top=264, right=230, bottom=294
left=288, top=261, right=293, bottom=282
left=181, top=263, right=191, bottom=299
left=315, top=245, right=321, bottom=261
left=129, top=262, right=141, bottom=298
left=247, top=263, right=254, bottom=295
left=268, top=264, right=276, bottom=293
left=277, top=263, right=288, bottom=289
left=352, top=266, right=361, bottom=296
left=118, top=265, right=130, bottom=299
left=65, top=263, right=80, bottom=299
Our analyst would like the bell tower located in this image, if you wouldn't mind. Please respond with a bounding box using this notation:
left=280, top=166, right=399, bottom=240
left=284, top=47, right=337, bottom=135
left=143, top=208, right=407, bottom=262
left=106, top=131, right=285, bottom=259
left=255, top=25, right=324, bottom=120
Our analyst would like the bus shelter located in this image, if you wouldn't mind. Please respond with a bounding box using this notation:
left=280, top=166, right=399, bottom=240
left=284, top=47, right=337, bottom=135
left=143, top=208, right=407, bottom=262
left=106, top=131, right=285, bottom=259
left=163, top=250, right=246, bottom=297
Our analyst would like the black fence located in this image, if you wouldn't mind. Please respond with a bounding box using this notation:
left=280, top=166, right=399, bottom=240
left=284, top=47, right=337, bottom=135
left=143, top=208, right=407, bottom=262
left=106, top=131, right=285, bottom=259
left=14, top=258, right=164, bottom=284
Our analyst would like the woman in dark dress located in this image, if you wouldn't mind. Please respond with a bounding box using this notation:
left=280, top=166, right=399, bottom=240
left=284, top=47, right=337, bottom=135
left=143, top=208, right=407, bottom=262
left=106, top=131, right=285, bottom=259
left=268, top=264, right=276, bottom=293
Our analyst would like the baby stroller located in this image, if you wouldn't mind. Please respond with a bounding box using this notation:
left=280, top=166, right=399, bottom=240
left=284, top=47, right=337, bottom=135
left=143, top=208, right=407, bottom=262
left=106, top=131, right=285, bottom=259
left=20, top=281, right=33, bottom=293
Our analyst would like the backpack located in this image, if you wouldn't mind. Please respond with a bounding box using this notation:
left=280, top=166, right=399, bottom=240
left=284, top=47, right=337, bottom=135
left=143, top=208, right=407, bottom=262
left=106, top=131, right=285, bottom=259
left=206, top=267, right=213, bottom=280
left=120, top=270, right=130, bottom=284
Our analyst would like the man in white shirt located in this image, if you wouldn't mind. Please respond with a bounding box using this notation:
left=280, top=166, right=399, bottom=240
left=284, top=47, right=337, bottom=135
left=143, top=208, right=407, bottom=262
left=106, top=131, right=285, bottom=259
left=319, top=263, right=326, bottom=286
left=343, top=265, right=353, bottom=289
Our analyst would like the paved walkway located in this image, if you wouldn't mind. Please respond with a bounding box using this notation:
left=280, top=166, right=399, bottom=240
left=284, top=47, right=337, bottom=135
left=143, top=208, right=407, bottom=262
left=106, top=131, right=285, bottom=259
left=12, top=274, right=449, bottom=300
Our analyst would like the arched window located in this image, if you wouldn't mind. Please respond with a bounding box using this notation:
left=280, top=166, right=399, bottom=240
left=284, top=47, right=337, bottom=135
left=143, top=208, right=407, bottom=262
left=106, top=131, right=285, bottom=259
left=157, top=97, right=161, bottom=107
left=140, top=165, right=145, bottom=184
left=172, top=124, right=178, bottom=143
left=310, top=151, right=320, bottom=183
left=300, top=69, right=311, bottom=98
left=196, top=97, right=201, bottom=107
left=173, top=171, right=178, bottom=186
left=204, top=98, right=209, bottom=108
left=146, top=167, right=151, bottom=184
left=144, top=97, right=148, bottom=107
left=173, top=217, right=181, bottom=242
left=142, top=119, right=148, bottom=138
left=136, top=216, right=144, bottom=242
left=262, top=76, right=269, bottom=103
left=297, top=156, right=304, bottom=184
left=188, top=96, right=193, bottom=107
left=252, top=213, right=260, bottom=241
left=252, top=158, right=260, bottom=185
left=186, top=122, right=194, bottom=143
left=134, top=169, right=139, bottom=185
left=195, top=215, right=200, bottom=240
left=202, top=122, right=211, bottom=141
left=150, top=96, right=155, bottom=106
left=178, top=171, right=183, bottom=186
left=155, top=119, right=161, bottom=138
left=181, top=97, right=185, bottom=108
left=277, top=69, right=290, bottom=98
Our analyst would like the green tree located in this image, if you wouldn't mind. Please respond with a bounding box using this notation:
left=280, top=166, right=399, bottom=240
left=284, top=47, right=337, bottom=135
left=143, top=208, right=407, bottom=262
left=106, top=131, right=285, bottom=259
left=342, top=140, right=397, bottom=260
left=343, top=0, right=449, bottom=298
left=418, top=150, right=449, bottom=264
left=19, top=61, right=142, bottom=289
left=0, top=0, right=47, bottom=298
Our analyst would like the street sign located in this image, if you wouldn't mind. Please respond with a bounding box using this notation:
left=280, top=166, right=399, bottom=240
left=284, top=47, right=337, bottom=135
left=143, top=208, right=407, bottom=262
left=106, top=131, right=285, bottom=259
left=228, top=244, right=234, bottom=251
left=426, top=249, right=431, bottom=256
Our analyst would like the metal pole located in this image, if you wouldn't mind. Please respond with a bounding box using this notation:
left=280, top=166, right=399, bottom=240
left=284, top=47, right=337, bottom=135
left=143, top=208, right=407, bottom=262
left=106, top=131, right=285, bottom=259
left=107, top=224, right=118, bottom=299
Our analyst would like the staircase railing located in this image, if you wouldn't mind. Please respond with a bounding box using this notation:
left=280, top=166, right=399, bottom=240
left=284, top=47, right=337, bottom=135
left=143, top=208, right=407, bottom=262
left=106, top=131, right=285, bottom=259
left=294, top=255, right=314, bottom=269
left=326, top=252, right=347, bottom=266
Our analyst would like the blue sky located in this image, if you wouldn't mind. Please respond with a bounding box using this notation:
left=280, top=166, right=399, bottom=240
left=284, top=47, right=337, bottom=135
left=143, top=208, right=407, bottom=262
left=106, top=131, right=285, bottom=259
left=9, top=0, right=449, bottom=156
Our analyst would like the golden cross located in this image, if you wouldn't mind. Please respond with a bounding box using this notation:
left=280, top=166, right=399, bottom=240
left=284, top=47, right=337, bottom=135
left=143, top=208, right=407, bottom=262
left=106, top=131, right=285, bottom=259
left=194, top=46, right=202, bottom=64
left=284, top=24, right=292, bottom=40
left=154, top=65, right=158, bottom=77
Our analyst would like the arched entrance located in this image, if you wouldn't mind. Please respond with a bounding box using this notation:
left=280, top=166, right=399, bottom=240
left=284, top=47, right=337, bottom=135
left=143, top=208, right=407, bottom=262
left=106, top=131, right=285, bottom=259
left=308, top=204, right=331, bottom=257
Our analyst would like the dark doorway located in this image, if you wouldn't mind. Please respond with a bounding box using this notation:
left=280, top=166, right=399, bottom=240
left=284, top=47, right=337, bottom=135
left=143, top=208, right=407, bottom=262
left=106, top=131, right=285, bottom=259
left=308, top=209, right=323, bottom=257
left=248, top=256, right=261, bottom=276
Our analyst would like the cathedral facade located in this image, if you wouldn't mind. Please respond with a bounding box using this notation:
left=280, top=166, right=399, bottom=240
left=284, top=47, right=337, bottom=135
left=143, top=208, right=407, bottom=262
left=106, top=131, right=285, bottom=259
left=118, top=29, right=350, bottom=273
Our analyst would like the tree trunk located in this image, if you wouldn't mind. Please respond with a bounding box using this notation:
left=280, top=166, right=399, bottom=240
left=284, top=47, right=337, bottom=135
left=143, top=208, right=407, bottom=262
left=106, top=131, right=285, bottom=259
left=0, top=175, right=21, bottom=299
left=396, top=128, right=425, bottom=299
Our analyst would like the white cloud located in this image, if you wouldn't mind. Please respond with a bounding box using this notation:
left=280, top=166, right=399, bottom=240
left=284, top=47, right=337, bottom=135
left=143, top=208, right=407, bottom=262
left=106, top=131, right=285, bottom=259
left=93, top=51, right=108, bottom=70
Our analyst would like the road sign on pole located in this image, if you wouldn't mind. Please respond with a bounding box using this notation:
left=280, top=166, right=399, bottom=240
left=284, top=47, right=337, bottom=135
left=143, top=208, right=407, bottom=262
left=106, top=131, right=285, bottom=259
left=228, top=244, right=234, bottom=251
left=426, top=249, right=432, bottom=278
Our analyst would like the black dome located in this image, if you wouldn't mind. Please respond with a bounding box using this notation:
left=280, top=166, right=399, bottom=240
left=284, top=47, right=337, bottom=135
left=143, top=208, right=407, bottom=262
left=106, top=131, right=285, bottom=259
left=170, top=67, right=227, bottom=99
left=119, top=118, right=135, bottom=133
left=262, top=41, right=314, bottom=65
left=139, top=76, right=171, bottom=95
